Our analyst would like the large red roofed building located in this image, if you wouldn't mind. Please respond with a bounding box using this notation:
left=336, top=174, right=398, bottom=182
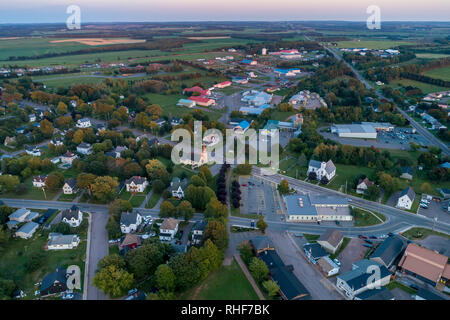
left=183, top=86, right=210, bottom=96
left=214, top=81, right=232, bottom=89
left=189, top=96, right=215, bottom=107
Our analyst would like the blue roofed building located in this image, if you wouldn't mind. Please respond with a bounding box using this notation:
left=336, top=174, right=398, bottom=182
left=233, top=120, right=251, bottom=134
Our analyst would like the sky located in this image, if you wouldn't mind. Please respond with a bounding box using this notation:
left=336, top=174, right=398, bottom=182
left=0, top=0, right=449, bottom=23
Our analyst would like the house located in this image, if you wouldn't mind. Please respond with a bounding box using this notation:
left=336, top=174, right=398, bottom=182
left=159, top=218, right=179, bottom=241
left=356, top=178, right=373, bottom=194
left=62, top=178, right=78, bottom=195
left=77, top=142, right=92, bottom=155
left=258, top=249, right=310, bottom=300
left=249, top=236, right=275, bottom=254
left=214, top=81, right=232, bottom=89
left=233, top=120, right=251, bottom=134
left=51, top=138, right=64, bottom=146
left=47, top=234, right=80, bottom=250
left=171, top=117, right=182, bottom=127
left=155, top=118, right=166, bottom=127
left=95, top=123, right=106, bottom=132
left=169, top=177, right=188, bottom=199
left=4, top=136, right=16, bottom=147
left=317, top=230, right=344, bottom=254
left=61, top=205, right=83, bottom=227
left=398, top=243, right=450, bottom=287
left=119, top=234, right=142, bottom=251
left=188, top=96, right=215, bottom=107
left=303, top=243, right=328, bottom=264
left=40, top=267, right=68, bottom=296
left=61, top=151, right=77, bottom=165
left=191, top=220, right=207, bottom=245
left=28, top=114, right=36, bottom=122
left=396, top=187, right=416, bottom=210
left=76, top=118, right=91, bottom=128
left=370, top=235, right=407, bottom=268
left=177, top=99, right=196, bottom=108
left=125, top=176, right=148, bottom=193
left=9, top=208, right=31, bottom=222
left=15, top=222, right=39, bottom=239
left=32, top=175, right=47, bottom=188
left=120, top=211, right=142, bottom=234
left=336, top=259, right=391, bottom=299
left=400, top=167, right=414, bottom=180
left=26, top=146, right=41, bottom=157
left=307, top=159, right=336, bottom=181
left=112, top=146, right=128, bottom=158
left=354, top=287, right=394, bottom=300
left=317, top=256, right=340, bottom=277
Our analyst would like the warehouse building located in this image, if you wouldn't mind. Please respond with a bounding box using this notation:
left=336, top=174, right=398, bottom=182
left=331, top=123, right=377, bottom=139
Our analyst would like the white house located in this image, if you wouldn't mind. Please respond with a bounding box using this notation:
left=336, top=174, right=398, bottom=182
left=61, top=151, right=77, bottom=165
left=51, top=138, right=64, bottom=146
left=120, top=211, right=142, bottom=234
left=336, top=260, right=391, bottom=299
left=26, top=146, right=41, bottom=157
left=76, top=143, right=92, bottom=155
left=61, top=205, right=83, bottom=227
left=32, top=175, right=47, bottom=188
left=47, top=234, right=80, bottom=250
left=62, top=178, right=78, bottom=195
left=317, top=256, right=340, bottom=277
left=356, top=178, right=373, bottom=194
left=29, top=114, right=36, bottom=122
left=396, top=187, right=416, bottom=210
left=169, top=177, right=188, bottom=199
left=159, top=218, right=179, bottom=241
left=8, top=208, right=31, bottom=222
left=125, top=176, right=148, bottom=193
left=76, top=118, right=91, bottom=128
left=307, top=159, right=336, bottom=181
left=191, top=220, right=207, bottom=245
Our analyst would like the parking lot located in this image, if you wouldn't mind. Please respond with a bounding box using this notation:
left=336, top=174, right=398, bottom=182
left=239, top=176, right=279, bottom=220
left=417, top=235, right=450, bottom=256
left=337, top=237, right=371, bottom=273
left=417, top=197, right=450, bottom=224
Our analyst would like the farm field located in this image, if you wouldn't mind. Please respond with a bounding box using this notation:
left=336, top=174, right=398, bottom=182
left=422, top=66, right=450, bottom=81
left=415, top=53, right=450, bottom=59
left=335, top=40, right=413, bottom=50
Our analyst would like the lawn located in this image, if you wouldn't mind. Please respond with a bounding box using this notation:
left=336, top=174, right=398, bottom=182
left=350, top=207, right=385, bottom=227
left=303, top=234, right=320, bottom=243
left=130, top=195, right=146, bottom=207
left=422, top=66, right=450, bottom=81
left=0, top=215, right=88, bottom=299
left=2, top=176, right=59, bottom=200
left=327, top=164, right=376, bottom=192
left=57, top=193, right=78, bottom=202
left=146, top=192, right=161, bottom=209
left=181, top=259, right=258, bottom=300
left=401, top=227, right=450, bottom=240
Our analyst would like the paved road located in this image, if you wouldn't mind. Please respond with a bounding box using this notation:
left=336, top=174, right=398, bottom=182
left=323, top=45, right=450, bottom=156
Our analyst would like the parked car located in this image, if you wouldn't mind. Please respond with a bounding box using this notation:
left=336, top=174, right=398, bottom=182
left=369, top=235, right=377, bottom=239
left=358, top=235, right=367, bottom=239
left=128, top=288, right=138, bottom=296
left=333, top=259, right=341, bottom=266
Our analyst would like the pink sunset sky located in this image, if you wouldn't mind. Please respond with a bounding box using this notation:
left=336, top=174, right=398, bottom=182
left=0, top=0, right=449, bottom=23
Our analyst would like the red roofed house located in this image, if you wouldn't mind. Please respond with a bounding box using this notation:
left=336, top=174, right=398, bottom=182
left=183, top=86, right=210, bottom=96
left=398, top=243, right=450, bottom=289
left=214, top=81, right=232, bottom=89
left=189, top=96, right=215, bottom=107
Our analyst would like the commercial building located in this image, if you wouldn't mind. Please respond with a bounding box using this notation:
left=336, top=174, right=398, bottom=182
left=331, top=124, right=377, bottom=139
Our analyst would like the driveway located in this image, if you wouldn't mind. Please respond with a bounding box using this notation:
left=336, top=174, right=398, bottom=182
left=268, top=230, right=343, bottom=300
left=337, top=238, right=368, bottom=273
left=417, top=235, right=450, bottom=256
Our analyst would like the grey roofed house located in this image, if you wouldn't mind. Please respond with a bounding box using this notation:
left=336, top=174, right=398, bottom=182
left=61, top=205, right=80, bottom=221
left=399, top=186, right=416, bottom=202
left=303, top=243, right=329, bottom=261
left=169, top=177, right=188, bottom=193
left=249, top=236, right=275, bottom=253
left=325, top=160, right=336, bottom=174
left=120, top=211, right=139, bottom=227
left=78, top=142, right=91, bottom=149
left=370, top=235, right=407, bottom=268
left=258, top=250, right=310, bottom=300
left=317, top=230, right=344, bottom=250
left=9, top=208, right=30, bottom=221
left=192, top=220, right=207, bottom=232
left=16, top=221, right=39, bottom=238
left=64, top=178, right=77, bottom=189
left=308, top=159, right=322, bottom=169
left=355, top=287, right=394, bottom=300
left=339, top=260, right=391, bottom=291
left=40, top=267, right=67, bottom=296
left=47, top=234, right=79, bottom=247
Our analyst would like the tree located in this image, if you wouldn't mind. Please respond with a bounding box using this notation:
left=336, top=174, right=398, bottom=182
left=238, top=241, right=254, bottom=265
left=92, top=265, right=134, bottom=298
left=185, top=185, right=216, bottom=211
left=199, top=166, right=213, bottom=183
left=152, top=179, right=166, bottom=194
left=256, top=218, right=268, bottom=234
left=277, top=179, right=289, bottom=194
left=262, top=280, right=279, bottom=297
left=366, top=185, right=380, bottom=201
left=160, top=201, right=176, bottom=217
left=420, top=182, right=432, bottom=194
left=248, top=257, right=269, bottom=283
left=0, top=279, right=15, bottom=300
left=155, top=264, right=176, bottom=292
left=308, top=171, right=317, bottom=181
left=91, top=176, right=119, bottom=202
left=0, top=174, right=20, bottom=193
left=145, top=159, right=168, bottom=182
left=204, top=198, right=228, bottom=220
left=320, top=176, right=329, bottom=185
left=45, top=172, right=64, bottom=191
left=190, top=175, right=206, bottom=187
left=177, top=200, right=194, bottom=221
left=125, top=243, right=165, bottom=280
left=204, top=220, right=228, bottom=251
left=56, top=101, right=68, bottom=115
left=39, top=119, right=54, bottom=137
left=77, top=173, right=97, bottom=194
left=24, top=252, right=46, bottom=272
left=97, top=254, right=126, bottom=270
left=235, top=164, right=252, bottom=175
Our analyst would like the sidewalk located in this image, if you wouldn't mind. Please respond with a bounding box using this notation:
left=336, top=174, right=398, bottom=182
left=233, top=254, right=265, bottom=300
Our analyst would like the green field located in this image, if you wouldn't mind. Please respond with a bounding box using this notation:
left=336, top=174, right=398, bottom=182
left=181, top=259, right=258, bottom=300
left=422, top=66, right=450, bottom=81
left=335, top=40, right=412, bottom=50
left=402, top=227, right=450, bottom=240
left=327, top=164, right=376, bottom=192
left=351, top=207, right=385, bottom=227
left=387, top=78, right=448, bottom=94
